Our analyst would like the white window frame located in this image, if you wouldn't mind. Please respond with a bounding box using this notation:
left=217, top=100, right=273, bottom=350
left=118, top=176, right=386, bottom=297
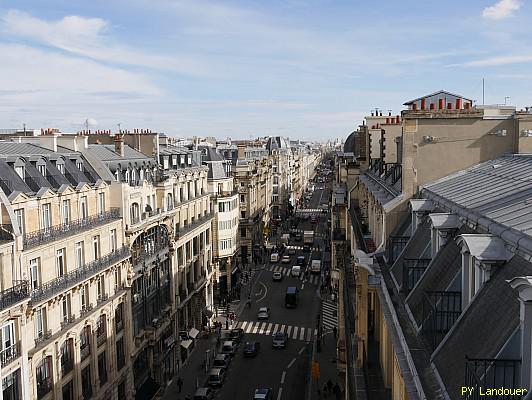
left=62, top=199, right=71, bottom=225
left=80, top=196, right=88, bottom=221
left=41, top=203, right=52, bottom=230
left=93, top=235, right=100, bottom=260
left=98, top=193, right=105, bottom=215
left=56, top=248, right=65, bottom=277
left=75, top=242, right=85, bottom=269
left=30, top=258, right=40, bottom=290
left=110, top=229, right=117, bottom=252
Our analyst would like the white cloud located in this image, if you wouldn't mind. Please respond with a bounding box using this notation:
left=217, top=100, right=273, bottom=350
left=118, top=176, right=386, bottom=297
left=462, top=54, right=532, bottom=66
left=482, top=0, right=522, bottom=20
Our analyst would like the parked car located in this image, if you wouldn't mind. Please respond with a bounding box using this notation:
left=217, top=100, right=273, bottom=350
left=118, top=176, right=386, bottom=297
left=272, top=332, right=287, bottom=349
left=272, top=271, right=283, bottom=281
left=270, top=253, right=279, bottom=263
left=208, top=368, right=226, bottom=387
left=257, top=307, right=270, bottom=320
left=243, top=341, right=261, bottom=357
left=221, top=341, right=237, bottom=356
left=229, top=328, right=244, bottom=344
left=254, top=388, right=272, bottom=400
left=213, top=354, right=231, bottom=369
left=194, top=387, right=214, bottom=400
left=281, top=255, right=291, bottom=264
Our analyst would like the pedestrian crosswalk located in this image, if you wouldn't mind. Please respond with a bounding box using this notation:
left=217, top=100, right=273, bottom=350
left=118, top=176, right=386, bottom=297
left=265, top=265, right=321, bottom=285
left=235, top=320, right=318, bottom=342
left=322, top=299, right=338, bottom=331
left=214, top=301, right=239, bottom=321
left=285, top=245, right=321, bottom=252
left=288, top=229, right=327, bottom=239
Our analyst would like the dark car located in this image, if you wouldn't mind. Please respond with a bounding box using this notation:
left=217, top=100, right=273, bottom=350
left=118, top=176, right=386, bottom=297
left=272, top=332, right=287, bottom=349
left=295, top=233, right=303, bottom=241
left=303, top=245, right=311, bottom=253
left=229, top=328, right=244, bottom=344
left=244, top=341, right=261, bottom=357
left=297, top=256, right=306, bottom=266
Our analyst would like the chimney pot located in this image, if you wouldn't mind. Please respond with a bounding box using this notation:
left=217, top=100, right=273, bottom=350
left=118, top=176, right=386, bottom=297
left=421, top=98, right=426, bottom=110
left=456, top=98, right=462, bottom=110
left=438, top=98, right=444, bottom=110
left=430, top=103, right=435, bottom=110
left=447, top=102, right=452, bottom=109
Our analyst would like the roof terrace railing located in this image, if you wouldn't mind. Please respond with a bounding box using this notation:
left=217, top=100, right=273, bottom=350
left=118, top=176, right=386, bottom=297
left=464, top=357, right=521, bottom=400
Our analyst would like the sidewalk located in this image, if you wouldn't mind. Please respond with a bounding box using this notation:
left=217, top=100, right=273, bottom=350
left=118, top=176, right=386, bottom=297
left=310, top=330, right=344, bottom=400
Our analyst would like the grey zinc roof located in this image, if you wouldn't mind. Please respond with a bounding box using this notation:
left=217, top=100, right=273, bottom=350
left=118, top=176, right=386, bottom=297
left=422, top=154, right=532, bottom=256
left=203, top=147, right=223, bottom=162
left=359, top=174, right=404, bottom=211
left=432, top=255, right=531, bottom=399
left=207, top=162, right=227, bottom=180
left=87, top=144, right=152, bottom=162
left=0, top=142, right=55, bottom=156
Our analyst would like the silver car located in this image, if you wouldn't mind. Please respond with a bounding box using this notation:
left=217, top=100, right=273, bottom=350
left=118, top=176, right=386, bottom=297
left=257, top=307, right=270, bottom=320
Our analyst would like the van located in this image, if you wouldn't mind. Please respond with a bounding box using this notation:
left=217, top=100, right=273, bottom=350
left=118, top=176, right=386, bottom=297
left=285, top=286, right=299, bottom=308
left=310, top=260, right=321, bottom=274
left=221, top=341, right=237, bottom=356
left=208, top=368, right=225, bottom=387
left=291, top=265, right=301, bottom=277
left=213, top=354, right=231, bottom=369
left=270, top=253, right=280, bottom=263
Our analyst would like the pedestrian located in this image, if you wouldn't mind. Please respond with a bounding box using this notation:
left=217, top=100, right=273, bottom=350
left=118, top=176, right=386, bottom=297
left=333, top=326, right=337, bottom=338
left=225, top=319, right=229, bottom=330
left=177, top=376, right=183, bottom=393
left=333, top=383, right=341, bottom=400
left=326, top=379, right=333, bottom=393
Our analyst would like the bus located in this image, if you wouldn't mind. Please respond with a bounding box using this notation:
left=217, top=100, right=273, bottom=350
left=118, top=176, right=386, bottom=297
left=285, top=286, right=299, bottom=308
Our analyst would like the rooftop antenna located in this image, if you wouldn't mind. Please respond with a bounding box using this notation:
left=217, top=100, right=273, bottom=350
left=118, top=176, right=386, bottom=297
left=84, top=119, right=89, bottom=131
left=22, top=123, right=26, bottom=136
left=504, top=96, right=510, bottom=105
left=117, top=123, right=121, bottom=134
left=482, top=78, right=485, bottom=105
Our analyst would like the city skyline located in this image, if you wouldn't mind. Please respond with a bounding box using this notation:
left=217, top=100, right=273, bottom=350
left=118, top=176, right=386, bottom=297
left=1, top=0, right=530, bottom=140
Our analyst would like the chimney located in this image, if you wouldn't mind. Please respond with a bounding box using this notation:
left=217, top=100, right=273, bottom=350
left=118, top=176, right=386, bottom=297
left=430, top=103, right=435, bottom=110
left=412, top=103, right=418, bottom=111
left=421, top=98, right=426, bottom=110
left=114, top=134, right=125, bottom=157
left=395, top=115, right=400, bottom=124
left=447, top=102, right=452, bottom=109
left=237, top=144, right=245, bottom=160
left=456, top=98, right=462, bottom=110
left=438, top=98, right=444, bottom=109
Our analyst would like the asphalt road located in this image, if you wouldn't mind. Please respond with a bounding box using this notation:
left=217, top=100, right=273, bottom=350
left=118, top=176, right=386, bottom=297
left=215, top=178, right=332, bottom=400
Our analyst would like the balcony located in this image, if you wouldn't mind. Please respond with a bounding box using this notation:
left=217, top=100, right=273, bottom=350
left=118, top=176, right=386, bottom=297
left=80, top=343, right=91, bottom=361
left=97, top=294, right=109, bottom=305
left=23, top=208, right=121, bottom=249
left=0, top=342, right=20, bottom=367
left=464, top=357, right=521, bottom=400
left=60, top=316, right=76, bottom=330
left=97, top=332, right=107, bottom=347
left=80, top=303, right=94, bottom=317
left=31, top=246, right=130, bottom=305
left=0, top=280, right=29, bottom=312
left=34, top=330, right=52, bottom=347
left=132, top=240, right=168, bottom=268
left=175, top=212, right=214, bottom=239
left=421, top=291, right=462, bottom=350
left=402, top=258, right=431, bottom=293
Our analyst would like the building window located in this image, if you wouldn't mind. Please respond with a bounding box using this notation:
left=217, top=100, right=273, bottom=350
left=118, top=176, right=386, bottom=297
left=62, top=199, right=71, bottom=225
left=116, top=337, right=125, bottom=370
left=75, top=242, right=85, bottom=268
left=41, top=203, right=52, bottom=230
left=15, top=166, right=24, bottom=179
left=57, top=162, right=65, bottom=174
left=36, top=356, right=53, bottom=399
left=56, top=248, right=66, bottom=277
left=35, top=307, right=46, bottom=338
left=1, top=321, right=15, bottom=359
left=93, top=235, right=100, bottom=259
left=81, top=365, right=92, bottom=399
left=14, top=209, right=24, bottom=236
left=240, top=228, right=246, bottom=238
left=61, top=339, right=74, bottom=377
left=61, top=294, right=71, bottom=324
left=37, top=164, right=46, bottom=176
left=76, top=161, right=83, bottom=171
left=114, top=267, right=121, bottom=291
left=98, top=193, right=105, bottom=215
left=80, top=326, right=91, bottom=362
left=80, top=285, right=89, bottom=311
left=110, top=229, right=117, bottom=252
left=97, top=275, right=105, bottom=300
left=240, top=194, right=245, bottom=203
left=241, top=211, right=246, bottom=219
left=30, top=258, right=40, bottom=290
left=98, top=352, right=107, bottom=386
left=80, top=196, right=88, bottom=220
left=96, top=315, right=106, bottom=346
left=115, top=303, right=124, bottom=332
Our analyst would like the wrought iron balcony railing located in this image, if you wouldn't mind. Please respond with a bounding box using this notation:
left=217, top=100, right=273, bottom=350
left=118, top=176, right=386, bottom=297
left=0, top=280, right=29, bottom=312
left=37, top=376, right=53, bottom=399
left=464, top=357, right=521, bottom=400
left=421, top=290, right=462, bottom=351
left=0, top=342, right=20, bottom=367
left=23, top=208, right=121, bottom=249
left=175, top=212, right=214, bottom=239
left=132, top=240, right=169, bottom=266
left=34, top=330, right=52, bottom=347
left=97, top=332, right=107, bottom=347
left=402, top=258, right=432, bottom=293
left=31, top=246, right=130, bottom=304
left=80, top=343, right=91, bottom=361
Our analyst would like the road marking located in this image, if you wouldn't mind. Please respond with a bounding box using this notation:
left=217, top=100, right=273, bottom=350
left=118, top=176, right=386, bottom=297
left=287, top=357, right=296, bottom=369
left=277, top=387, right=283, bottom=400
left=273, top=324, right=279, bottom=334
left=298, top=346, right=305, bottom=355
left=306, top=329, right=312, bottom=342
left=286, top=326, right=292, bottom=337
left=241, top=321, right=249, bottom=331
left=257, top=281, right=268, bottom=303
left=292, top=327, right=298, bottom=339
left=259, top=322, right=267, bottom=334
left=299, top=327, right=305, bottom=341
left=301, top=283, right=305, bottom=290
left=266, top=322, right=273, bottom=335
left=281, top=371, right=286, bottom=384
left=253, top=323, right=260, bottom=334
left=280, top=324, right=286, bottom=334
left=314, top=329, right=318, bottom=336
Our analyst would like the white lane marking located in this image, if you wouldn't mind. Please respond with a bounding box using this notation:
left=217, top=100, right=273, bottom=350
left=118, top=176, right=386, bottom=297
left=259, top=322, right=267, bottom=334
left=257, top=281, right=268, bottom=303
left=301, top=283, right=305, bottom=290
left=277, top=387, right=283, bottom=400
left=245, top=322, right=254, bottom=334
left=280, top=324, right=286, bottom=333
left=314, top=329, right=317, bottom=336
left=287, top=357, right=296, bottom=369
left=273, top=324, right=279, bottom=334
left=241, top=321, right=248, bottom=331
left=286, top=326, right=292, bottom=337
left=252, top=323, right=260, bottom=334
left=281, top=371, right=286, bottom=384
left=266, top=323, right=273, bottom=335
left=306, top=329, right=312, bottom=342
left=292, top=327, right=299, bottom=340
left=299, top=327, right=305, bottom=341
left=298, top=346, right=305, bottom=355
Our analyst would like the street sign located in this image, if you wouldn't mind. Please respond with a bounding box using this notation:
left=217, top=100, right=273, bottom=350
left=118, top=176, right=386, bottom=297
left=311, top=361, right=320, bottom=379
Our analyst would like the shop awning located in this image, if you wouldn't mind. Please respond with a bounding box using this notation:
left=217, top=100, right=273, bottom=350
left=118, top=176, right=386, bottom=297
left=180, top=339, right=192, bottom=349
left=188, top=327, right=200, bottom=339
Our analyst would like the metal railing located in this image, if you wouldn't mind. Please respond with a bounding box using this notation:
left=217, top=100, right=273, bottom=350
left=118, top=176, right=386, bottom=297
left=60, top=316, right=76, bottom=330
left=0, top=342, right=20, bottom=366
left=116, top=318, right=124, bottom=333
left=34, top=330, right=52, bottom=347
left=37, top=377, right=53, bottom=399
left=132, top=240, right=169, bottom=266
left=97, top=294, right=109, bottom=305
left=175, top=212, right=214, bottom=239
left=23, top=208, right=121, bottom=249
left=62, top=358, right=74, bottom=377
left=80, top=303, right=94, bottom=317
left=0, top=224, right=14, bottom=241
left=80, top=343, right=91, bottom=361
left=388, top=235, right=410, bottom=265
left=31, top=246, right=130, bottom=304
left=402, top=258, right=431, bottom=292
left=97, top=331, right=107, bottom=347
left=464, top=357, right=521, bottom=400
left=421, top=291, right=462, bottom=350
left=0, top=280, right=29, bottom=312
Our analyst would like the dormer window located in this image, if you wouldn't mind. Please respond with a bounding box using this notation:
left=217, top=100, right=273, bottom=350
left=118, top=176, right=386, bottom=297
left=57, top=162, right=65, bottom=174
left=15, top=166, right=24, bottom=179
left=37, top=164, right=46, bottom=176
left=76, top=161, right=83, bottom=171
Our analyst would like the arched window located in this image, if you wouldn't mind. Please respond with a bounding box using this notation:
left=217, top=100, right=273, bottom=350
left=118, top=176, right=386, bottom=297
left=167, top=193, right=173, bottom=210
left=130, top=203, right=140, bottom=224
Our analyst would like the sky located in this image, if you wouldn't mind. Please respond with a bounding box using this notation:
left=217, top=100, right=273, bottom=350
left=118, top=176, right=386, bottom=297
left=1, top=0, right=531, bottom=141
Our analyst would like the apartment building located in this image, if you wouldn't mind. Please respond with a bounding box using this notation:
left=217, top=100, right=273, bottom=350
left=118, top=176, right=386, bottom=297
left=266, top=137, right=291, bottom=219
left=0, top=136, right=129, bottom=400
left=201, top=147, right=239, bottom=299
left=334, top=90, right=532, bottom=399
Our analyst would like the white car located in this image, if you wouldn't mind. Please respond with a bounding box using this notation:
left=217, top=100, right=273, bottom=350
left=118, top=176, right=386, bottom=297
left=291, top=265, right=301, bottom=277
left=281, top=255, right=291, bottom=264
left=257, top=307, right=270, bottom=320
left=272, top=272, right=283, bottom=281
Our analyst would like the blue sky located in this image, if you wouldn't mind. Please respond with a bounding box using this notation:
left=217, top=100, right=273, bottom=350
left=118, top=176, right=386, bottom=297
left=1, top=0, right=531, bottom=141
